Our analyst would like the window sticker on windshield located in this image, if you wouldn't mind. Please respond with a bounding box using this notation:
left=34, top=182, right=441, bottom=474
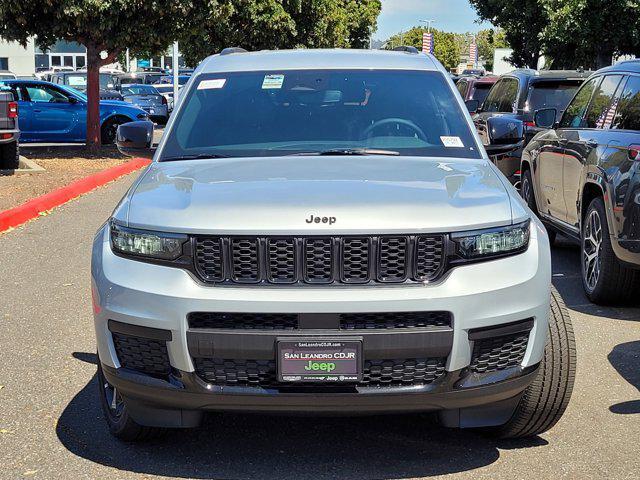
left=440, top=136, right=464, bottom=148
left=262, top=74, right=284, bottom=89
left=197, top=79, right=226, bottom=90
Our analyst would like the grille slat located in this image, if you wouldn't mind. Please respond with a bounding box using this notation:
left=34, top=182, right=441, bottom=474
left=194, top=357, right=446, bottom=388
left=188, top=312, right=299, bottom=330
left=339, top=312, right=451, bottom=330
left=112, top=333, right=171, bottom=377
left=469, top=332, right=530, bottom=373
left=194, top=235, right=445, bottom=285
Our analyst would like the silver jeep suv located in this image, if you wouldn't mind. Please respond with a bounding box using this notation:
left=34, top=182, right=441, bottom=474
left=92, top=48, right=575, bottom=441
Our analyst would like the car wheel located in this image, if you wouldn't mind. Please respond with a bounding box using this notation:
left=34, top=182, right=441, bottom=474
left=520, top=169, right=537, bottom=213
left=487, top=285, right=576, bottom=439
left=101, top=117, right=125, bottom=145
left=0, top=140, right=19, bottom=170
left=97, top=362, right=165, bottom=441
left=581, top=197, right=640, bottom=304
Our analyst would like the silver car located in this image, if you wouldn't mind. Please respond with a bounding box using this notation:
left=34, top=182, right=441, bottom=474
left=92, top=48, right=576, bottom=441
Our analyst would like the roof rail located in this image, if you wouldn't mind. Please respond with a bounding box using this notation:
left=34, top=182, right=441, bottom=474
left=392, top=46, right=419, bottom=54
left=220, top=47, right=248, bottom=56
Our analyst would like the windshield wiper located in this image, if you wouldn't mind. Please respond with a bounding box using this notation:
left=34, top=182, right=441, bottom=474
left=289, top=148, right=400, bottom=156
left=161, top=153, right=231, bottom=161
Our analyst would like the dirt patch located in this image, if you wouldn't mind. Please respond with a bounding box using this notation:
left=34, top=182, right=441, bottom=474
left=0, top=146, right=127, bottom=212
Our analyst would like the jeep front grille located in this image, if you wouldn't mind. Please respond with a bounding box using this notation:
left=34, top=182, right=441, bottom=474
left=193, top=235, right=446, bottom=285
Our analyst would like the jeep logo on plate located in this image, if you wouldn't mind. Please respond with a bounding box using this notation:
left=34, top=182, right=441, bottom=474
left=306, top=215, right=336, bottom=225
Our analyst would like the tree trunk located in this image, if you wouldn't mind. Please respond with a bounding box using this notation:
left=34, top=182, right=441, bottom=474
left=85, top=43, right=102, bottom=151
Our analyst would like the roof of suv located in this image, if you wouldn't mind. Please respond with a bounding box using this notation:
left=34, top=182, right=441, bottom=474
left=200, top=49, right=439, bottom=73
left=505, top=69, right=592, bottom=82
left=596, top=59, right=640, bottom=75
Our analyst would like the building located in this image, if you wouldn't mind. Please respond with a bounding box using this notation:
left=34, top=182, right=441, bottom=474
left=35, top=40, right=87, bottom=71
left=0, top=38, right=36, bottom=75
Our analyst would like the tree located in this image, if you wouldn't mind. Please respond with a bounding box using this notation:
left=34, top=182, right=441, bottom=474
left=475, top=29, right=508, bottom=71
left=542, top=0, right=640, bottom=69
left=179, top=0, right=382, bottom=66
left=469, top=0, right=547, bottom=69
left=0, top=1, right=198, bottom=150
left=385, top=27, right=461, bottom=71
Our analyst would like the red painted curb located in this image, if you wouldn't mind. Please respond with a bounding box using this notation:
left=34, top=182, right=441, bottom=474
left=0, top=157, right=151, bottom=233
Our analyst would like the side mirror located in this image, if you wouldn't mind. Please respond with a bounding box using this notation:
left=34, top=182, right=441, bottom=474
left=484, top=116, right=524, bottom=156
left=68, top=96, right=78, bottom=104
left=534, top=108, right=558, bottom=129
left=116, top=121, right=155, bottom=159
left=465, top=99, right=480, bottom=114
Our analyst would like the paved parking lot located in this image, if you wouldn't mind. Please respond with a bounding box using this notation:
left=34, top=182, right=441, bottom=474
left=0, top=172, right=638, bottom=479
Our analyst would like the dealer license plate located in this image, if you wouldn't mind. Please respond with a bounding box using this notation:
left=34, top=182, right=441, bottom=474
left=277, top=339, right=362, bottom=383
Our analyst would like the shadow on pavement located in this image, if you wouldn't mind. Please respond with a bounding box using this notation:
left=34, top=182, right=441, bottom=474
left=608, top=341, right=640, bottom=415
left=550, top=237, right=640, bottom=321
left=57, top=354, right=547, bottom=480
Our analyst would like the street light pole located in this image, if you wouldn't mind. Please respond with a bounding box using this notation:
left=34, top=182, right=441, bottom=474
left=172, top=42, right=179, bottom=111
left=420, top=19, right=436, bottom=33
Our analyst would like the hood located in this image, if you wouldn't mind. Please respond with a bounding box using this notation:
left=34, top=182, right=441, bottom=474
left=122, top=156, right=515, bottom=235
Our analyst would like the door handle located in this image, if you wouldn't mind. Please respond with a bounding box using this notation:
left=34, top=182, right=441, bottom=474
left=33, top=109, right=42, bottom=113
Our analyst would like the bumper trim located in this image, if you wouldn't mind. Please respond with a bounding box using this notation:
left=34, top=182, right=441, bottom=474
left=108, top=319, right=172, bottom=341
left=186, top=326, right=454, bottom=360
left=468, top=318, right=534, bottom=341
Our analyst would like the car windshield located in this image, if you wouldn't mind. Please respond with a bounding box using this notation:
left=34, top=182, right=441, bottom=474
left=122, top=85, right=158, bottom=96
left=526, top=81, right=583, bottom=112
left=161, top=69, right=480, bottom=160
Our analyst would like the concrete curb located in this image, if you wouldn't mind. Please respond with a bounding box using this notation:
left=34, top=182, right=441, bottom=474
left=0, top=157, right=150, bottom=233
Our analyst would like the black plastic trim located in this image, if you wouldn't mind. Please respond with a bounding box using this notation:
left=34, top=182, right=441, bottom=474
left=468, top=318, right=534, bottom=341
left=108, top=319, right=172, bottom=341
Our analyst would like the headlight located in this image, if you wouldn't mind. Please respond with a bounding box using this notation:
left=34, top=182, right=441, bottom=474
left=451, top=220, right=530, bottom=259
left=110, top=222, right=187, bottom=260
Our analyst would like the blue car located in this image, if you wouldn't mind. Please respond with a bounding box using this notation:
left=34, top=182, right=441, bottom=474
left=0, top=79, right=148, bottom=144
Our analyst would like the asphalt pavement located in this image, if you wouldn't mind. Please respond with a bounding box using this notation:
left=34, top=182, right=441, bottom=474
left=0, top=172, right=638, bottom=479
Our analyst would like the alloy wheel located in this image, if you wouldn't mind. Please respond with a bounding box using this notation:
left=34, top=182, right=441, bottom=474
left=522, top=176, right=532, bottom=204
left=583, top=209, right=603, bottom=291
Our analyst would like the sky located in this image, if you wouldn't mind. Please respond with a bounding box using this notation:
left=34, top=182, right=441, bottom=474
left=375, top=0, right=491, bottom=40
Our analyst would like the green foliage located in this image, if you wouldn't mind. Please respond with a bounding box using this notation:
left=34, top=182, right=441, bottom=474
left=384, top=27, right=461, bottom=71
left=179, top=0, right=382, bottom=65
left=469, top=0, right=547, bottom=68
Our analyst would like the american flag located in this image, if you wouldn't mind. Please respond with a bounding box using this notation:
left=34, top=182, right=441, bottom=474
left=469, top=42, right=478, bottom=65
left=422, top=32, right=434, bottom=54
left=595, top=98, right=619, bottom=129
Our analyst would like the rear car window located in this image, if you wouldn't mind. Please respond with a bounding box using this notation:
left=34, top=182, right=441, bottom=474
left=472, top=83, right=493, bottom=105
left=526, top=80, right=583, bottom=113
left=122, top=85, right=158, bottom=95
left=162, top=69, right=481, bottom=160
left=612, top=75, right=640, bottom=131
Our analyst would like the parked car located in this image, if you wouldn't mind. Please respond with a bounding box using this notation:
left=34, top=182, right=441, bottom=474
left=456, top=75, right=498, bottom=105
left=0, top=87, right=19, bottom=169
left=92, top=48, right=575, bottom=442
left=158, top=74, right=190, bottom=86
left=0, top=79, right=147, bottom=144
left=49, top=71, right=123, bottom=100
left=473, top=69, right=590, bottom=186
left=0, top=70, right=17, bottom=80
left=120, top=84, right=168, bottom=124
left=35, top=66, right=75, bottom=81
left=118, top=72, right=164, bottom=85
left=153, top=84, right=182, bottom=112
left=461, top=68, right=485, bottom=76
left=521, top=60, right=640, bottom=304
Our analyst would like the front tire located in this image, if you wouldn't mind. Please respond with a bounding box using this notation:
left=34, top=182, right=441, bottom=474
left=489, top=286, right=576, bottom=439
left=581, top=197, right=640, bottom=304
left=97, top=362, right=165, bottom=441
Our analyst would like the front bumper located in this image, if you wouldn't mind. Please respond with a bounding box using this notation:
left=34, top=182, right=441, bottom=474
left=92, top=220, right=551, bottom=423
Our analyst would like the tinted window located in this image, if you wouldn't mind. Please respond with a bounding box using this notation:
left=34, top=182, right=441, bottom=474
left=612, top=75, right=640, bottom=131
left=483, top=77, right=518, bottom=113
left=526, top=81, right=583, bottom=114
left=472, top=83, right=493, bottom=104
left=584, top=75, right=623, bottom=128
left=122, top=85, right=159, bottom=95
left=25, top=85, right=71, bottom=103
left=162, top=69, right=481, bottom=160
left=456, top=80, right=468, bottom=97
left=559, top=77, right=598, bottom=128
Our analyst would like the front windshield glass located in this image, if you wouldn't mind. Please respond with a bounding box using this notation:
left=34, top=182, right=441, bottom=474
left=122, top=85, right=158, bottom=95
left=160, top=69, right=480, bottom=160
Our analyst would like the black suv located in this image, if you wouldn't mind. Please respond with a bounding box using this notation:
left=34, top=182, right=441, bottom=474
left=522, top=60, right=640, bottom=304
left=473, top=69, right=590, bottom=186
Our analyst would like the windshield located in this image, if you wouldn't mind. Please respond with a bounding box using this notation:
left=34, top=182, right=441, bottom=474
left=161, top=69, right=480, bottom=160
left=526, top=81, right=583, bottom=112
left=64, top=73, right=117, bottom=91
left=122, top=85, right=158, bottom=96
